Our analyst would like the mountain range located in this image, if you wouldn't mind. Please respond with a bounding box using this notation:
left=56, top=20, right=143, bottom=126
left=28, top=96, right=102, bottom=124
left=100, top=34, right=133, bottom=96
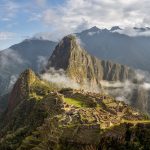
left=45, top=35, right=150, bottom=115
left=76, top=26, right=150, bottom=72
left=0, top=32, right=150, bottom=149
left=1, top=27, right=150, bottom=114
left=1, top=26, right=150, bottom=97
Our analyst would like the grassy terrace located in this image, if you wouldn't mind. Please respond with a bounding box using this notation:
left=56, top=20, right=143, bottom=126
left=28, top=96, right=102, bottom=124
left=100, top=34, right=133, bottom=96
left=63, top=97, right=87, bottom=108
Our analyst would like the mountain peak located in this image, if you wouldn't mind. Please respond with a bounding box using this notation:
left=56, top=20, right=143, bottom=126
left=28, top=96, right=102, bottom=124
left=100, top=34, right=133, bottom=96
left=46, top=35, right=134, bottom=87
left=133, top=27, right=150, bottom=32
left=47, top=35, right=84, bottom=70
left=89, top=26, right=100, bottom=32
left=19, top=68, right=37, bottom=85
left=110, top=26, right=122, bottom=31
left=7, top=69, right=38, bottom=113
left=61, top=34, right=79, bottom=48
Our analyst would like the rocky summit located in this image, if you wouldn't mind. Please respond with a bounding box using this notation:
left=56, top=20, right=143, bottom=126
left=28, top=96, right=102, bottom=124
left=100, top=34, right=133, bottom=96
left=46, top=35, right=135, bottom=87
left=0, top=69, right=150, bottom=150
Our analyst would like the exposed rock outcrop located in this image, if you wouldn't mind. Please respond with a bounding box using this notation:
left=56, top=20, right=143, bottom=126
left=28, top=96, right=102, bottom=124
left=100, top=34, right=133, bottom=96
left=7, top=69, right=38, bottom=113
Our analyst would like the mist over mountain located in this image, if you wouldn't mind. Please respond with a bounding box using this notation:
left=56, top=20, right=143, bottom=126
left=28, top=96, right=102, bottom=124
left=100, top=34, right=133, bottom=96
left=0, top=39, right=57, bottom=112
left=0, top=39, right=57, bottom=96
left=1, top=26, right=150, bottom=111
left=46, top=35, right=134, bottom=85
left=44, top=35, right=150, bottom=115
left=0, top=32, right=150, bottom=150
left=1, top=30, right=150, bottom=114
left=1, top=0, right=150, bottom=148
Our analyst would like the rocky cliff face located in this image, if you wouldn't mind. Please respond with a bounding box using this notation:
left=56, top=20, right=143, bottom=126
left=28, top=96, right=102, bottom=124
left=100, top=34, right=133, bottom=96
left=7, top=69, right=37, bottom=113
left=46, top=35, right=134, bottom=87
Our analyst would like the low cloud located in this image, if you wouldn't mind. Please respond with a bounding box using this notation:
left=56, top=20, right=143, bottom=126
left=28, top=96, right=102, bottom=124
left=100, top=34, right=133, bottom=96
left=0, top=48, right=25, bottom=69
left=100, top=80, right=134, bottom=104
left=37, top=0, right=150, bottom=40
left=8, top=75, right=18, bottom=89
left=0, top=49, right=28, bottom=94
left=41, top=67, right=100, bottom=93
left=141, top=83, right=150, bottom=90
left=40, top=66, right=150, bottom=104
left=0, top=32, right=16, bottom=40
left=37, top=56, right=48, bottom=72
left=41, top=68, right=80, bottom=89
left=113, top=27, right=150, bottom=37
left=100, top=69, right=150, bottom=104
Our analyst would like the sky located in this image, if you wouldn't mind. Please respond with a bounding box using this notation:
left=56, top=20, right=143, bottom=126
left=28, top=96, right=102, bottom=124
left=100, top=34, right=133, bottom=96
left=0, top=0, right=150, bottom=49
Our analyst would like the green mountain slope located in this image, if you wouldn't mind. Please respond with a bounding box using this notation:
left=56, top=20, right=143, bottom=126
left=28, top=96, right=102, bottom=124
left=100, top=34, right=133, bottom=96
left=0, top=69, right=150, bottom=150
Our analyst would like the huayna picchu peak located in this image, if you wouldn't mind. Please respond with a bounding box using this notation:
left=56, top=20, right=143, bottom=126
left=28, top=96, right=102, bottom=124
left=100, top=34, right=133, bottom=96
left=46, top=35, right=135, bottom=86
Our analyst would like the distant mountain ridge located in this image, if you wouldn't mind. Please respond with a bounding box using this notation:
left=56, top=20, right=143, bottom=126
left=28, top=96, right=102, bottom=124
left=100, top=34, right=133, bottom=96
left=76, top=26, right=150, bottom=72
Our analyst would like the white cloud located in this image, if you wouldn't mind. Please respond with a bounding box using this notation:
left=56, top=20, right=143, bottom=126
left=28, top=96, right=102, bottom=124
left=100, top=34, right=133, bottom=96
left=37, top=56, right=48, bottom=72
left=141, top=83, right=150, bottom=90
left=41, top=68, right=80, bottom=89
left=41, top=68, right=100, bottom=93
left=35, top=0, right=150, bottom=40
left=100, top=69, right=150, bottom=104
left=1, top=48, right=25, bottom=65
left=28, top=13, right=42, bottom=22
left=113, top=27, right=150, bottom=37
left=1, top=0, right=150, bottom=42
left=0, top=32, right=16, bottom=40
left=0, top=1, right=20, bottom=21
